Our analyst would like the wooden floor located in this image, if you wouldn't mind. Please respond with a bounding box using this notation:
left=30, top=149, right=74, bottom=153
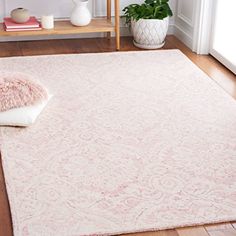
left=0, top=36, right=235, bottom=236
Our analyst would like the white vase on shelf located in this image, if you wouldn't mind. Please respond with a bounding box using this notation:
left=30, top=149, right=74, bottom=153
left=70, top=0, right=91, bottom=27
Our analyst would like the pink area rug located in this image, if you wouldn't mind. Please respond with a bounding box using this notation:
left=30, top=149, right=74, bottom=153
left=0, top=50, right=236, bottom=236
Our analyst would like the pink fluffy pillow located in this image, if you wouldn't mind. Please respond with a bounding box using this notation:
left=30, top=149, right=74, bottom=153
left=0, top=72, right=48, bottom=112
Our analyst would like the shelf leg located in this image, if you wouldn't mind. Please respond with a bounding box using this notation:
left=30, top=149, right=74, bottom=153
left=107, top=0, right=111, bottom=39
left=115, top=0, right=120, bottom=50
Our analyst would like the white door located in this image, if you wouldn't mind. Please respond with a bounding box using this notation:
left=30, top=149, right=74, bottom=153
left=210, top=0, right=236, bottom=74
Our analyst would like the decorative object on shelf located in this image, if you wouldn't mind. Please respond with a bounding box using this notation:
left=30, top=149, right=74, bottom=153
left=41, top=15, right=54, bottom=29
left=123, top=0, right=173, bottom=49
left=3, top=16, right=41, bottom=32
left=70, top=0, right=91, bottom=27
left=11, top=8, right=30, bottom=24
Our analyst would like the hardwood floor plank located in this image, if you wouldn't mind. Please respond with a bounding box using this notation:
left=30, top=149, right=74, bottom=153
left=19, top=39, right=66, bottom=56
left=206, top=223, right=235, bottom=231
left=205, top=223, right=236, bottom=236
left=177, top=226, right=209, bottom=236
left=122, top=229, right=179, bottom=236
left=0, top=41, right=22, bottom=57
left=61, top=37, right=103, bottom=54
left=206, top=230, right=236, bottom=236
left=232, top=223, right=236, bottom=229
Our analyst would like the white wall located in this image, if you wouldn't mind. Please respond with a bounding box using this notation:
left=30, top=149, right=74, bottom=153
left=0, top=0, right=5, bottom=20
left=174, top=0, right=197, bottom=50
left=0, top=0, right=176, bottom=41
left=0, top=0, right=176, bottom=20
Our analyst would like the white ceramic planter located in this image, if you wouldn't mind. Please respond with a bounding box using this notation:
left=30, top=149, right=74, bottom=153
left=70, top=0, right=91, bottom=27
left=131, top=17, right=169, bottom=49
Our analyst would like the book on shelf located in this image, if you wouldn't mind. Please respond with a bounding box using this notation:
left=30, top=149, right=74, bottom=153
left=3, top=24, right=42, bottom=32
left=3, top=16, right=41, bottom=31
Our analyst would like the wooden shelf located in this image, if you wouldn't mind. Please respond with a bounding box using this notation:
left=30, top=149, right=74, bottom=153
left=0, top=19, right=115, bottom=37
left=0, top=0, right=120, bottom=50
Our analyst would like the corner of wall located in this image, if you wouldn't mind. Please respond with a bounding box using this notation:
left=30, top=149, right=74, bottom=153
left=173, top=24, right=193, bottom=49
left=173, top=0, right=196, bottom=51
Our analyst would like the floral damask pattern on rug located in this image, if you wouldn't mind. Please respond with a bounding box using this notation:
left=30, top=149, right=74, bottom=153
left=0, top=50, right=236, bottom=236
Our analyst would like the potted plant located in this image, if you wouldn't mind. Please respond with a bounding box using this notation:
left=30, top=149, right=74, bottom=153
left=123, top=0, right=173, bottom=49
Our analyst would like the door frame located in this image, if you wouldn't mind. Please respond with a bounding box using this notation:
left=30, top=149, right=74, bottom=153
left=192, top=0, right=214, bottom=55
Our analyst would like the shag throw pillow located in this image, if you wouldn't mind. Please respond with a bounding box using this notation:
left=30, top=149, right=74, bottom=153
left=0, top=72, right=51, bottom=126
left=0, top=72, right=48, bottom=112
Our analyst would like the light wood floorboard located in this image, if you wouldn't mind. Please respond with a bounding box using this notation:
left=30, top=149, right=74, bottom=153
left=205, top=223, right=236, bottom=236
left=177, top=226, right=210, bottom=236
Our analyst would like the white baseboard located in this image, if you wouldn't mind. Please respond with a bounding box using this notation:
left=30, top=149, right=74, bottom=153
left=168, top=23, right=175, bottom=35
left=173, top=24, right=193, bottom=50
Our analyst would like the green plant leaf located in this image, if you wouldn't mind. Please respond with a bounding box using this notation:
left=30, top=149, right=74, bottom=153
left=122, top=0, right=173, bottom=24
